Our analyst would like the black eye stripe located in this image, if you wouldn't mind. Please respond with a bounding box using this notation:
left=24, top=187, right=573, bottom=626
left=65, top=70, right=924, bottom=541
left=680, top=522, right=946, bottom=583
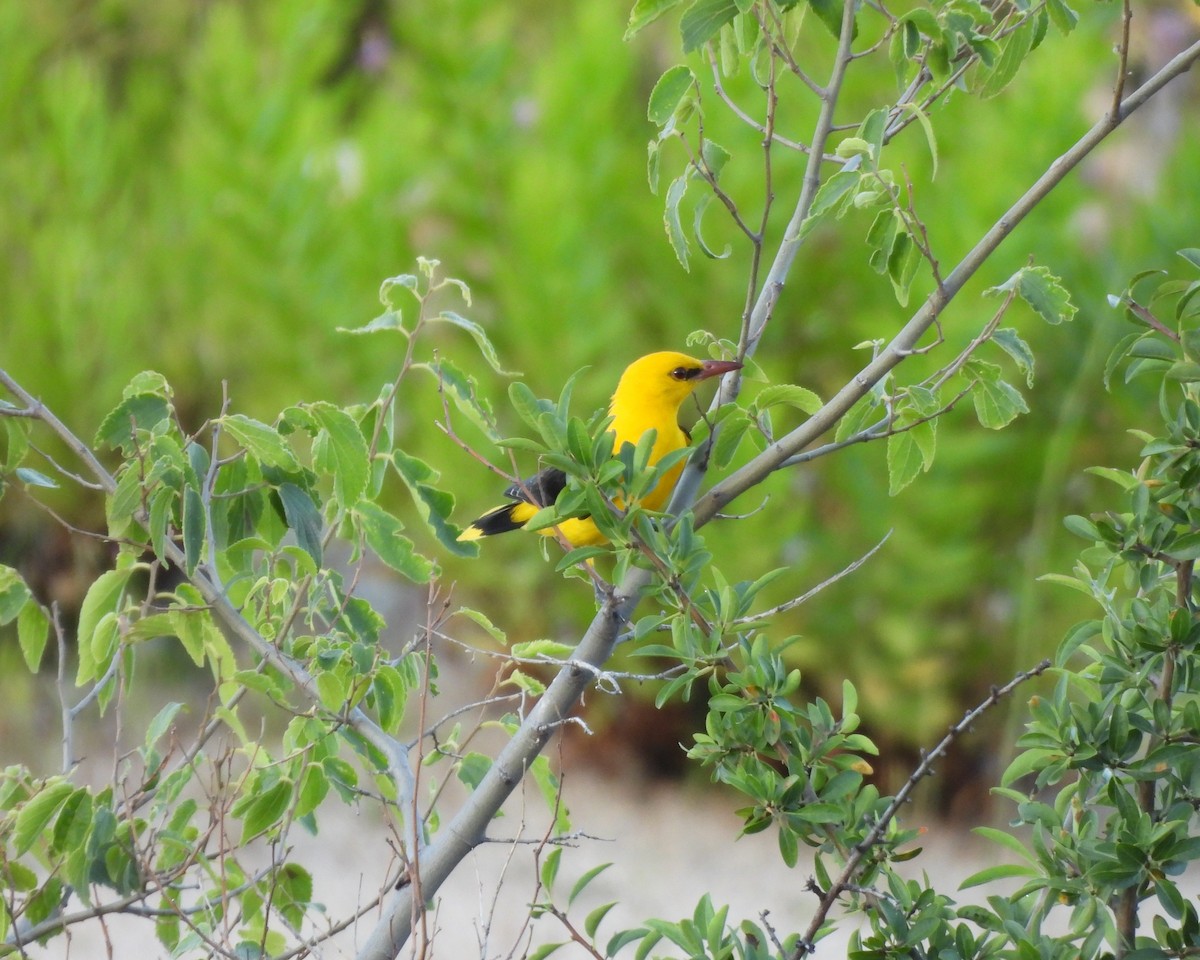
left=671, top=366, right=701, bottom=380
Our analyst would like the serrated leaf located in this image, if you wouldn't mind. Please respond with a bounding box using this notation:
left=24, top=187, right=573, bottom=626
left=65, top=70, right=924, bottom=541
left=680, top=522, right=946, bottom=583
left=222, top=414, right=300, bottom=471
left=309, top=403, right=370, bottom=510
left=681, top=0, right=739, bottom=52
left=986, top=265, right=1077, bottom=325
left=355, top=501, right=436, bottom=583
left=647, top=65, right=696, bottom=124
left=94, top=394, right=171, bottom=453
left=392, top=449, right=475, bottom=556
left=992, top=328, right=1035, bottom=387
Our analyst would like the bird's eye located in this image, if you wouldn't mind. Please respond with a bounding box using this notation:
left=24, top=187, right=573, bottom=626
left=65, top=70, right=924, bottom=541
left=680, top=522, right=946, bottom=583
left=671, top=366, right=690, bottom=380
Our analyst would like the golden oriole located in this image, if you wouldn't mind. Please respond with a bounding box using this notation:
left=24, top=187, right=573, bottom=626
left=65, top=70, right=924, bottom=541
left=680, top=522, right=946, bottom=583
left=457, top=351, right=742, bottom=547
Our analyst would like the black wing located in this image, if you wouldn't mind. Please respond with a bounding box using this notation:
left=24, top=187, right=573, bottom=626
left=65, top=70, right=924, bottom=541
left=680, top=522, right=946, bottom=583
left=503, top=466, right=569, bottom=507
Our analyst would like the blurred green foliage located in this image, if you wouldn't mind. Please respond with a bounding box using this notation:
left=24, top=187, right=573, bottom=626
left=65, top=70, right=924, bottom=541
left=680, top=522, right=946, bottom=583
left=3, top=0, right=1198, bottom=772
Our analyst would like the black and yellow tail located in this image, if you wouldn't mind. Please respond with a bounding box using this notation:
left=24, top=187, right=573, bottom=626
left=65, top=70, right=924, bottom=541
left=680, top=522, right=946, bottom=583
left=457, top=502, right=538, bottom=542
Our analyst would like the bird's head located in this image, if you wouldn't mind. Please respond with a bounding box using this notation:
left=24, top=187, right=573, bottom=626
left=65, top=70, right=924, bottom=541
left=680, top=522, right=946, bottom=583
left=610, top=351, right=743, bottom=415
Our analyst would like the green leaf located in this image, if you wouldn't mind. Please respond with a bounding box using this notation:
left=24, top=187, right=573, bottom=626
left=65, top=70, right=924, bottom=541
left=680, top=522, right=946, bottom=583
left=978, top=15, right=1035, bottom=98
left=893, top=101, right=938, bottom=178
left=239, top=778, right=293, bottom=842
left=1063, top=514, right=1101, bottom=541
left=973, top=377, right=1028, bottom=429
left=680, top=0, right=739, bottom=52
left=541, top=846, right=562, bottom=890
left=15, top=780, right=73, bottom=855
left=959, top=862, right=1037, bottom=890
left=355, top=501, right=436, bottom=583
left=692, top=193, right=732, bottom=260
left=76, top=568, right=134, bottom=685
left=647, top=139, right=662, bottom=194
left=421, top=358, right=501, bottom=443
left=2, top=417, right=30, bottom=471
left=277, top=482, right=323, bottom=566
left=625, top=0, right=689, bottom=39
left=647, top=65, right=696, bottom=124
left=986, top=265, right=1077, bottom=325
left=992, top=328, right=1035, bottom=387
left=887, top=231, right=922, bottom=306
left=94, top=394, right=171, bottom=453
left=749, top=384, right=823, bottom=417
left=807, top=168, right=862, bottom=220
left=887, top=431, right=926, bottom=495
left=585, top=902, right=619, bottom=938
left=456, top=752, right=492, bottom=790
left=0, top=564, right=31, bottom=625
left=336, top=310, right=405, bottom=336
left=309, top=403, right=370, bottom=510
left=221, top=414, right=300, bottom=471
left=434, top=310, right=517, bottom=376
left=393, top=450, right=476, bottom=557
left=1045, top=0, right=1078, bottom=34
left=455, top=607, right=508, bottom=645
left=570, top=862, right=614, bottom=906
left=806, top=0, right=856, bottom=39
left=664, top=174, right=690, bottom=269
left=531, top=756, right=570, bottom=834
left=511, top=639, right=576, bottom=660
left=18, top=600, right=49, bottom=672
left=183, top=486, right=205, bottom=576
left=834, top=396, right=877, bottom=443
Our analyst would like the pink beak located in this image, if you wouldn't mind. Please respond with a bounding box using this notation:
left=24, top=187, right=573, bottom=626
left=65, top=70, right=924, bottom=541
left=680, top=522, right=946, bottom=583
left=697, top=359, right=743, bottom=380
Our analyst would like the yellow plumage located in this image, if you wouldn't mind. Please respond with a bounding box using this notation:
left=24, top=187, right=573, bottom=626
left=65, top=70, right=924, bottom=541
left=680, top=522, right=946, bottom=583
left=458, top=351, right=742, bottom=547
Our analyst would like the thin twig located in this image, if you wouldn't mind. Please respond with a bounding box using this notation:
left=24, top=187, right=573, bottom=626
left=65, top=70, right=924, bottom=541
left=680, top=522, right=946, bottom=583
left=790, top=658, right=1053, bottom=958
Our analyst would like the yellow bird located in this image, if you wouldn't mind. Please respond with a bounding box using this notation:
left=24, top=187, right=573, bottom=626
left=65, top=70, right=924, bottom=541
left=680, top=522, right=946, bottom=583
left=458, top=351, right=743, bottom=547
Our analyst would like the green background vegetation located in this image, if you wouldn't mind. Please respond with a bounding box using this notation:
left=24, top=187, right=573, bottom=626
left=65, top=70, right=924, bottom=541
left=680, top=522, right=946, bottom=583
left=3, top=0, right=1198, bottom=791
